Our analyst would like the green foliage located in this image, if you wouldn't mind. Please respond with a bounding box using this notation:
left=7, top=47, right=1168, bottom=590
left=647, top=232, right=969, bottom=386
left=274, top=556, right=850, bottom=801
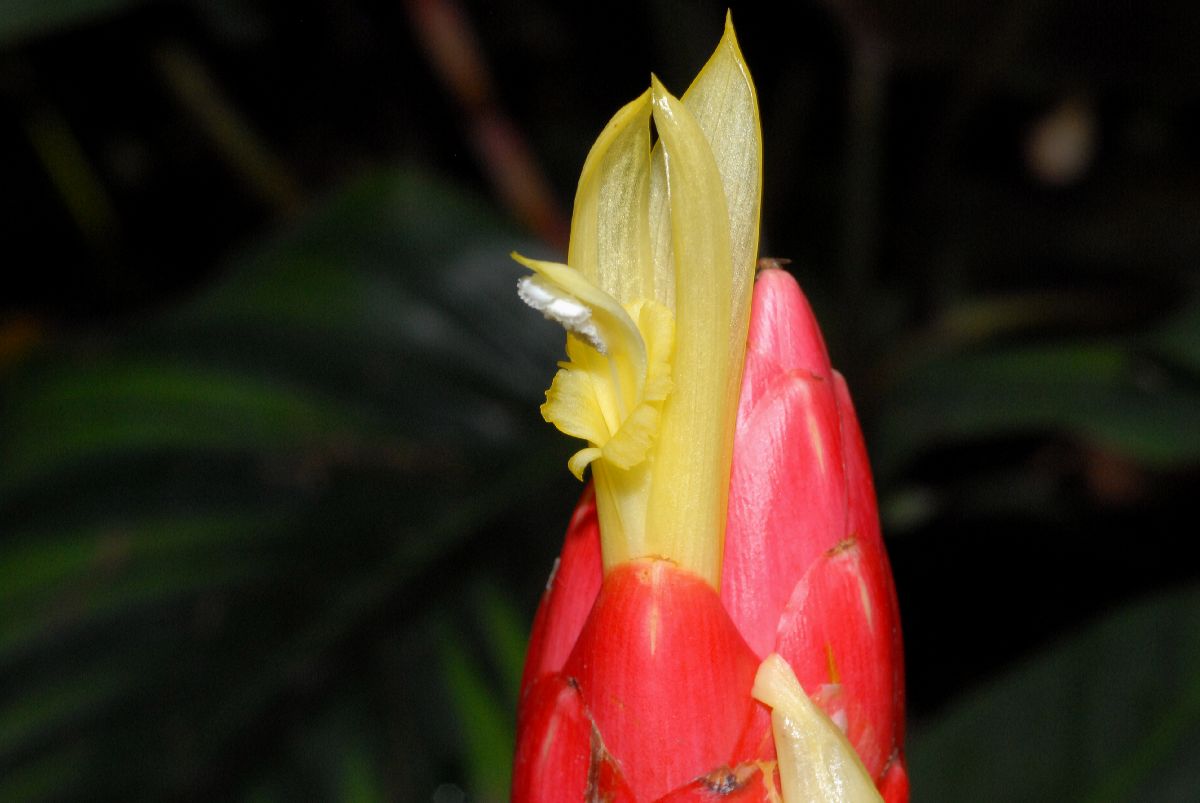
left=876, top=336, right=1200, bottom=480
left=0, top=167, right=568, bottom=800
left=910, top=584, right=1200, bottom=802
left=3, top=2, right=1200, bottom=801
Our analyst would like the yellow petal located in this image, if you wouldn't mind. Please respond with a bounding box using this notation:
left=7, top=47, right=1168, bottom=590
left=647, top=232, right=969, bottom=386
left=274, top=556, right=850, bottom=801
left=645, top=77, right=735, bottom=587
left=753, top=654, right=883, bottom=803
left=567, top=447, right=602, bottom=481
left=629, top=299, right=674, bottom=402
left=649, top=14, right=762, bottom=332
left=647, top=139, right=674, bottom=312
left=568, top=91, right=655, bottom=306
left=541, top=363, right=608, bottom=443
left=513, top=19, right=760, bottom=588
left=601, top=403, right=660, bottom=470
left=681, top=12, right=762, bottom=321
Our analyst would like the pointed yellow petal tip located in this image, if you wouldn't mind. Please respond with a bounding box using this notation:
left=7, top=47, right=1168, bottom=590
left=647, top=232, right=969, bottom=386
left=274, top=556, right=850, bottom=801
left=516, top=18, right=760, bottom=586
left=723, top=25, right=754, bottom=92
left=723, top=10, right=739, bottom=47
left=649, top=73, right=668, bottom=105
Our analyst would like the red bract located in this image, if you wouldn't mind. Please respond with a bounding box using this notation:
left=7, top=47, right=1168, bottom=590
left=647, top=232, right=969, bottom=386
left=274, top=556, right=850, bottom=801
left=726, top=268, right=906, bottom=786
left=513, top=268, right=907, bottom=801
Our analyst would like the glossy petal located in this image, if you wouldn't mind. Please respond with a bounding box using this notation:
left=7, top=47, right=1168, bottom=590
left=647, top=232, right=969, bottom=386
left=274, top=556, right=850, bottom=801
left=649, top=14, right=762, bottom=322
left=753, top=654, right=883, bottom=803
left=840, top=372, right=902, bottom=744
left=677, top=12, right=762, bottom=339
left=517, top=251, right=677, bottom=557
left=645, top=77, right=739, bottom=587
left=592, top=742, right=640, bottom=803
left=737, top=267, right=832, bottom=431
left=726, top=268, right=907, bottom=793
left=519, top=486, right=602, bottom=691
left=569, top=90, right=655, bottom=305
left=877, top=756, right=910, bottom=803
left=513, top=253, right=646, bottom=403
left=833, top=369, right=906, bottom=754
left=772, top=539, right=898, bottom=778
left=511, top=673, right=592, bottom=802
left=563, top=560, right=760, bottom=800
left=724, top=366, right=849, bottom=657
left=723, top=269, right=848, bottom=656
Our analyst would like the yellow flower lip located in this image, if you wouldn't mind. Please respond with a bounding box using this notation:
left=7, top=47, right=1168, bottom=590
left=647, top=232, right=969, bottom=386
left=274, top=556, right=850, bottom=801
left=512, top=251, right=673, bottom=485
left=515, top=14, right=761, bottom=589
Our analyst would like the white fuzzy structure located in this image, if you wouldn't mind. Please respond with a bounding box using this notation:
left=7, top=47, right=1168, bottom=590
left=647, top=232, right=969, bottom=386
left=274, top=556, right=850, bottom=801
left=517, top=276, right=607, bottom=354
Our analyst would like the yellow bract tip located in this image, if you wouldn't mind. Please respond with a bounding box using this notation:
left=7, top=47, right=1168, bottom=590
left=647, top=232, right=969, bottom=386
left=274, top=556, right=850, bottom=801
left=516, top=17, right=761, bottom=589
left=753, top=655, right=883, bottom=803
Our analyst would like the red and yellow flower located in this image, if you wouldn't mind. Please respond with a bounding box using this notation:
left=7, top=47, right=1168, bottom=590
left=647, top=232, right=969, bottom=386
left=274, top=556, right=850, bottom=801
left=511, top=16, right=907, bottom=801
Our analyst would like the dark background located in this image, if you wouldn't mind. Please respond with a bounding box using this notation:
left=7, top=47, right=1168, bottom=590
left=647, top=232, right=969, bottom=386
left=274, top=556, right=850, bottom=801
left=2, top=0, right=1199, bottom=800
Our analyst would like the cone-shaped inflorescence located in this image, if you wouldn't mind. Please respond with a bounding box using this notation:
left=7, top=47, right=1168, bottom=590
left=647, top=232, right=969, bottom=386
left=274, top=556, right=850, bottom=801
left=511, top=16, right=906, bottom=802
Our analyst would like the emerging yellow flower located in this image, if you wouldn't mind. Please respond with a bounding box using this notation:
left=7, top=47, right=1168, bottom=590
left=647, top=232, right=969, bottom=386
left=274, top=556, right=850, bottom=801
left=514, top=13, right=761, bottom=588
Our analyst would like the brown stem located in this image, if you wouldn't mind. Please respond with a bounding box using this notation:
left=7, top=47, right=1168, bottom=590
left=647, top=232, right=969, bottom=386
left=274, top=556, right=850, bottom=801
left=406, top=0, right=570, bottom=251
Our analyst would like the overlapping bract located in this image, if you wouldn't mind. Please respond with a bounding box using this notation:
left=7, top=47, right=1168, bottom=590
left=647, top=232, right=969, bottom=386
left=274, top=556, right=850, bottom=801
left=513, top=270, right=908, bottom=801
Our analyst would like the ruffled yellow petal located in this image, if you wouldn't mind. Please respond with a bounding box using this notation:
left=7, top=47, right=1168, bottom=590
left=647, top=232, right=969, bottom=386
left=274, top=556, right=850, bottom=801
left=753, top=654, right=883, bottom=803
left=541, top=360, right=607, bottom=444
left=601, top=403, right=660, bottom=470
left=513, top=253, right=645, bottom=420
left=566, top=447, right=602, bottom=481
left=629, top=299, right=674, bottom=402
left=515, top=251, right=676, bottom=563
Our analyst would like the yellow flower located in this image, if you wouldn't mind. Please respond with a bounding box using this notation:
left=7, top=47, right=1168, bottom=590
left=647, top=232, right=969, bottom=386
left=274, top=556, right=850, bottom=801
left=514, top=13, right=761, bottom=588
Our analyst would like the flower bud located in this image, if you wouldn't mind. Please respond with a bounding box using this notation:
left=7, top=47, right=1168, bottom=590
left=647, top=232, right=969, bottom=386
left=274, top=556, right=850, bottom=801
left=511, top=17, right=905, bottom=801
left=724, top=268, right=906, bottom=786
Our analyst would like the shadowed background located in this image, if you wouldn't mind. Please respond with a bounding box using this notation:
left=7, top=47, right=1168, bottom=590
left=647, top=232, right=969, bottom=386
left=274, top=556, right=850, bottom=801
left=2, top=0, right=1199, bottom=800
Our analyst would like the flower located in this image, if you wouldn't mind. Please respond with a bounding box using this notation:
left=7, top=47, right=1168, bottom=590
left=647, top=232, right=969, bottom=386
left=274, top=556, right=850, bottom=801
left=511, top=16, right=906, bottom=802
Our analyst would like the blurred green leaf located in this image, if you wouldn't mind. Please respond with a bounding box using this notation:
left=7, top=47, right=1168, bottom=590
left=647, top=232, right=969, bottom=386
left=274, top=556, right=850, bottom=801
left=0, top=513, right=288, bottom=662
left=431, top=585, right=529, bottom=801
left=0, top=166, right=567, bottom=799
left=336, top=738, right=384, bottom=803
left=440, top=630, right=513, bottom=802
left=0, top=513, right=286, bottom=609
left=0, top=651, right=137, bottom=757
left=1147, top=296, right=1200, bottom=375
left=0, top=743, right=89, bottom=803
left=875, top=341, right=1200, bottom=478
left=909, top=584, right=1200, bottom=802
left=473, top=583, right=530, bottom=703
left=0, top=363, right=377, bottom=495
left=0, top=0, right=147, bottom=46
